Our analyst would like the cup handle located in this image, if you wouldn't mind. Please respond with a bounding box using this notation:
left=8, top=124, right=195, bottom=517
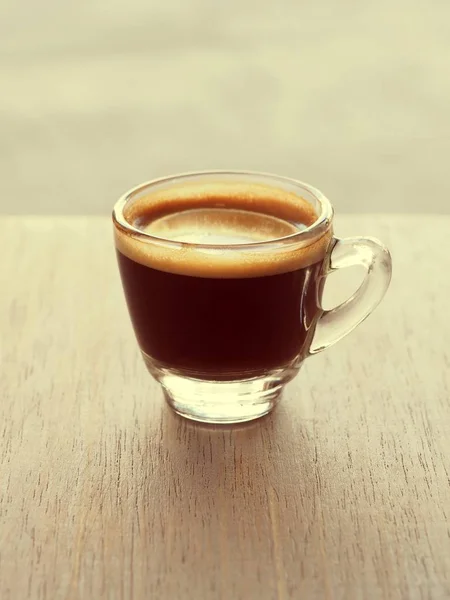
left=309, top=237, right=392, bottom=355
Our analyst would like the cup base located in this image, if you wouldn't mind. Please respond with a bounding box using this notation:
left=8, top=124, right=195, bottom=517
left=161, top=373, right=284, bottom=423
left=143, top=354, right=300, bottom=423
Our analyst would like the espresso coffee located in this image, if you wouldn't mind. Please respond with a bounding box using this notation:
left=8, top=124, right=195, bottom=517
left=115, top=183, right=331, bottom=380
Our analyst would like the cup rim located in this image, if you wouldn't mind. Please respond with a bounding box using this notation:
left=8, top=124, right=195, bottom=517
left=112, top=170, right=334, bottom=250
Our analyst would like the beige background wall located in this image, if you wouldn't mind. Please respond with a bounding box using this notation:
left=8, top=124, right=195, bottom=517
left=1, top=0, right=449, bottom=215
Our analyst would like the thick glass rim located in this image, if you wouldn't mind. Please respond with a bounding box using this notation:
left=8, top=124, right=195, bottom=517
left=112, top=170, right=334, bottom=250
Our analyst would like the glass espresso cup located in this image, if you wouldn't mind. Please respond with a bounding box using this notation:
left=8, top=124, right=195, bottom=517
left=113, top=171, right=391, bottom=423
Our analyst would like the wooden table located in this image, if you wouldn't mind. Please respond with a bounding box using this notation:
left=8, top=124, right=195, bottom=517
left=1, top=215, right=449, bottom=599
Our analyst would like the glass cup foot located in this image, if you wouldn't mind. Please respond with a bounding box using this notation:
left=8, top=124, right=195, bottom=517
left=160, top=373, right=284, bottom=424
left=144, top=354, right=300, bottom=424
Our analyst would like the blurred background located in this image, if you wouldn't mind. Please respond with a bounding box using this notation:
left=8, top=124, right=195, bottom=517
left=1, top=0, right=449, bottom=215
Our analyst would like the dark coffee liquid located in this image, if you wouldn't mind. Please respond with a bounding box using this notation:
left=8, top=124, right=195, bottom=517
left=117, top=250, right=323, bottom=378
left=115, top=198, right=329, bottom=380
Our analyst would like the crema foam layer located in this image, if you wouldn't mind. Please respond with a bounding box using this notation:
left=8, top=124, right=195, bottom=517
left=114, top=181, right=332, bottom=278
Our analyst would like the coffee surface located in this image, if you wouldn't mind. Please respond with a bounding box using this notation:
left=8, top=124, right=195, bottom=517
left=114, top=182, right=332, bottom=278
left=140, top=207, right=301, bottom=244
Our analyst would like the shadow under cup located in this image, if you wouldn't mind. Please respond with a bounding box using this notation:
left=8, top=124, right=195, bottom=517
left=113, top=171, right=390, bottom=424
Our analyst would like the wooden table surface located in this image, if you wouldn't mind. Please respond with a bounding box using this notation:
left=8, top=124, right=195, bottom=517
left=1, top=215, right=449, bottom=600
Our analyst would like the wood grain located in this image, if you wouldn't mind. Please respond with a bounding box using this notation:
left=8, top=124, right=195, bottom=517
left=1, top=215, right=449, bottom=599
